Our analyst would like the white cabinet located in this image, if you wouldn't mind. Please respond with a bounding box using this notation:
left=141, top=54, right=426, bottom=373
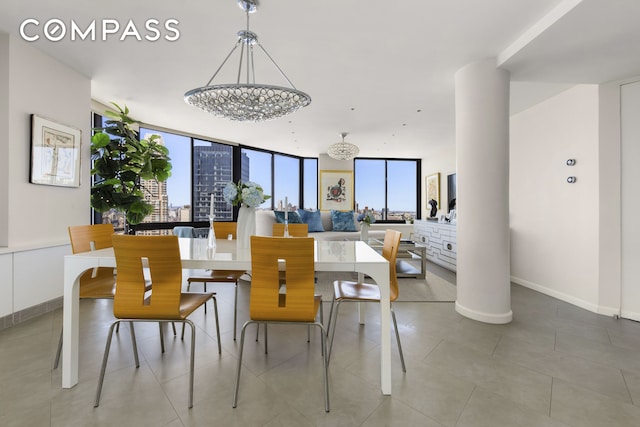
left=413, top=220, right=457, bottom=271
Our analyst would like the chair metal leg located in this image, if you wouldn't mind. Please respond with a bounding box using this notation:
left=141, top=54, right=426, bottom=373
left=316, top=322, right=330, bottom=412
left=327, top=300, right=343, bottom=364
left=391, top=305, right=406, bottom=373
left=232, top=320, right=253, bottom=408
left=212, top=296, right=221, bottom=354
left=310, top=301, right=324, bottom=346
left=57, top=321, right=142, bottom=370
left=186, top=319, right=196, bottom=409
left=326, top=294, right=336, bottom=336
left=129, top=323, right=140, bottom=367
left=171, top=322, right=177, bottom=336
left=159, top=322, right=165, bottom=353
left=233, top=281, right=238, bottom=340
left=264, top=323, right=268, bottom=354
left=54, top=329, right=63, bottom=369
left=94, top=321, right=120, bottom=407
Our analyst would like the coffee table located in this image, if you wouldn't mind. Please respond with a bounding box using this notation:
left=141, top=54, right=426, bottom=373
left=368, top=238, right=426, bottom=279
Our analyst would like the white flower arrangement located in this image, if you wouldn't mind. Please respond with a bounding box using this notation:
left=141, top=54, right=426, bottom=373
left=357, top=209, right=376, bottom=225
left=223, top=180, right=270, bottom=208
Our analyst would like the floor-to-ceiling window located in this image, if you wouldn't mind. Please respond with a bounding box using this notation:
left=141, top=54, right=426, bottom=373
left=302, top=158, right=318, bottom=210
left=239, top=148, right=272, bottom=209
left=92, top=113, right=419, bottom=229
left=354, top=158, right=420, bottom=221
left=192, top=139, right=233, bottom=221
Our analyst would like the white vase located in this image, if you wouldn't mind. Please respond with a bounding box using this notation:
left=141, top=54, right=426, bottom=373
left=207, top=217, right=217, bottom=251
left=236, top=204, right=256, bottom=249
left=360, top=223, right=369, bottom=241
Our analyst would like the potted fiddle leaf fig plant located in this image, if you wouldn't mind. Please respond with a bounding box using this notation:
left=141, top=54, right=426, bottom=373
left=90, top=103, right=172, bottom=228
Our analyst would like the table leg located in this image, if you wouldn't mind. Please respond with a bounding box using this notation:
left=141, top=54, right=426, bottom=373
left=357, top=272, right=366, bottom=324
left=357, top=263, right=391, bottom=395
left=62, top=259, right=84, bottom=388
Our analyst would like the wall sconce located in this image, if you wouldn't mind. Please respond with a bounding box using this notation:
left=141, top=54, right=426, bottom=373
left=566, top=159, right=576, bottom=166
left=567, top=176, right=577, bottom=184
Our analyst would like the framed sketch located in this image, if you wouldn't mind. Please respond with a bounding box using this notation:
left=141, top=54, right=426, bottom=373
left=319, top=170, right=353, bottom=211
left=30, top=115, right=81, bottom=187
left=426, top=172, right=440, bottom=209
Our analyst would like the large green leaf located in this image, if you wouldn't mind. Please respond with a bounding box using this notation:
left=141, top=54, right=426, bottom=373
left=91, top=104, right=171, bottom=226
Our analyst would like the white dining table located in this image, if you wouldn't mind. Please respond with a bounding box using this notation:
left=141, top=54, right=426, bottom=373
left=62, top=238, right=392, bottom=394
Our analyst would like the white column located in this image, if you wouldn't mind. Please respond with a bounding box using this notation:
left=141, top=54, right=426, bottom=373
left=454, top=59, right=512, bottom=324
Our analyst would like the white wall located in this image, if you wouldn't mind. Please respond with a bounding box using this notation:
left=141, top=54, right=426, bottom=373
left=510, top=85, right=601, bottom=311
left=598, top=81, right=624, bottom=315
left=0, top=34, right=9, bottom=247
left=0, top=35, right=91, bottom=319
left=7, top=35, right=91, bottom=248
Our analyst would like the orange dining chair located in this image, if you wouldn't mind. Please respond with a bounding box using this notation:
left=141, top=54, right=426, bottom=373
left=185, top=221, right=245, bottom=340
left=54, top=224, right=132, bottom=369
left=94, top=235, right=220, bottom=409
left=270, top=222, right=316, bottom=340
left=326, top=229, right=406, bottom=372
left=272, top=223, right=309, bottom=237
left=233, top=236, right=329, bottom=412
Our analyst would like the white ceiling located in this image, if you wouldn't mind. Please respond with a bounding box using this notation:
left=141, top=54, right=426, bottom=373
left=1, top=0, right=639, bottom=158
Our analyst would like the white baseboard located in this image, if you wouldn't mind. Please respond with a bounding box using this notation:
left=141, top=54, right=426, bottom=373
left=455, top=301, right=513, bottom=324
left=511, top=276, right=621, bottom=318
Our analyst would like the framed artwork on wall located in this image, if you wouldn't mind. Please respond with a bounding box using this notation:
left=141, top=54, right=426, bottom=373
left=319, top=170, right=353, bottom=211
left=426, top=172, right=440, bottom=209
left=30, top=114, right=82, bottom=187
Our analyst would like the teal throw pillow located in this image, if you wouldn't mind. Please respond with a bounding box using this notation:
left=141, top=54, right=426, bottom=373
left=274, top=210, right=302, bottom=224
left=298, top=209, right=324, bottom=232
left=330, top=210, right=357, bottom=232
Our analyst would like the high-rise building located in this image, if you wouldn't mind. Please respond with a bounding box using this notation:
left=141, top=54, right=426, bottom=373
left=141, top=133, right=169, bottom=224
left=192, top=144, right=248, bottom=221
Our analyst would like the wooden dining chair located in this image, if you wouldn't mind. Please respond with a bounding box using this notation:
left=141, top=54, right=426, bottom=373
left=272, top=223, right=309, bottom=237
left=326, top=229, right=406, bottom=372
left=270, top=221, right=315, bottom=339
left=233, top=236, right=330, bottom=412
left=54, top=224, right=120, bottom=369
left=57, top=225, right=175, bottom=369
left=186, top=221, right=245, bottom=340
left=94, top=235, right=220, bottom=409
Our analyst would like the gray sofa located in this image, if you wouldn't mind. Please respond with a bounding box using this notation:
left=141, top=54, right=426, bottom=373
left=255, top=210, right=413, bottom=241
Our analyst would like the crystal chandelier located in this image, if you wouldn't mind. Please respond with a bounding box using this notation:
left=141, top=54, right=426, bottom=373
left=327, top=132, right=359, bottom=161
left=184, top=0, right=311, bottom=122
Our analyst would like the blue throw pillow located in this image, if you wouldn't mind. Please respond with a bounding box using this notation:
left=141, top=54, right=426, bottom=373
left=330, top=210, right=357, bottom=232
left=298, top=209, right=324, bottom=232
left=274, top=210, right=302, bottom=224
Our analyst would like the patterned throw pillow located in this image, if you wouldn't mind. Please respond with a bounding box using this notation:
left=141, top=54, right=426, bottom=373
left=297, top=209, right=324, bottom=232
left=330, top=210, right=357, bottom=232
left=274, top=210, right=303, bottom=224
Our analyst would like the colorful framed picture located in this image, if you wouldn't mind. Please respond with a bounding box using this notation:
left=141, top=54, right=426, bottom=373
left=319, top=170, right=353, bottom=211
left=30, top=114, right=82, bottom=187
left=426, top=172, right=440, bottom=209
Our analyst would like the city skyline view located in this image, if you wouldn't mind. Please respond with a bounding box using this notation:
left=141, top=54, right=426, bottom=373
left=141, top=127, right=419, bottom=222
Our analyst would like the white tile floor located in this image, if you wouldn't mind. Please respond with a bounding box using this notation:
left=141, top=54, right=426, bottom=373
left=2, top=267, right=640, bottom=426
